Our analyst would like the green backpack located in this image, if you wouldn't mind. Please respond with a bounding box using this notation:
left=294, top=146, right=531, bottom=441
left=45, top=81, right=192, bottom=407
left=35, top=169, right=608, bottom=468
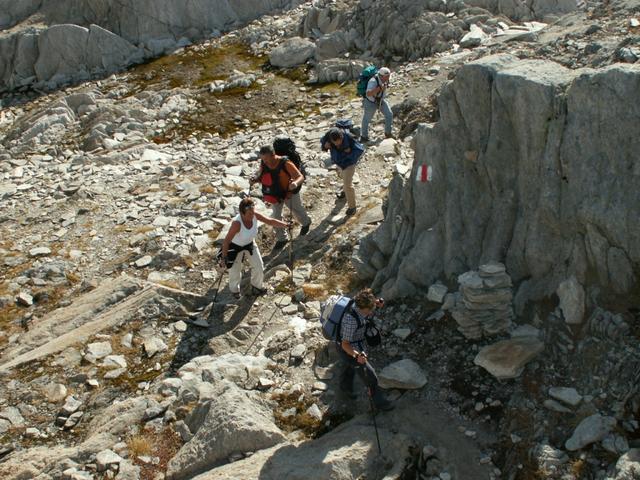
left=356, top=66, right=379, bottom=97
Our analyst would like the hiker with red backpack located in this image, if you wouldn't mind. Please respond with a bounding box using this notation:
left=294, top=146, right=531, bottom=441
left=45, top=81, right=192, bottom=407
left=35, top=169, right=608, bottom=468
left=251, top=145, right=312, bottom=250
left=320, top=288, right=393, bottom=411
left=358, top=66, right=393, bottom=143
left=321, top=125, right=364, bottom=216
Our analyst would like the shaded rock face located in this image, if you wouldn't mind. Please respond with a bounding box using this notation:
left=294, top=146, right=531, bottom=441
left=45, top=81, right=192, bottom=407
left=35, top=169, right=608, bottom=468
left=357, top=55, right=640, bottom=306
left=0, top=0, right=298, bottom=92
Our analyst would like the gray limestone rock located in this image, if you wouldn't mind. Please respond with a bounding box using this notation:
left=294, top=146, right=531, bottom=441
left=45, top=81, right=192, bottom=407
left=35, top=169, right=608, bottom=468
left=548, top=386, right=582, bottom=407
left=378, top=359, right=427, bottom=389
left=165, top=382, right=286, bottom=480
left=269, top=37, right=316, bottom=68
left=474, top=336, right=544, bottom=379
left=565, top=414, right=617, bottom=451
left=557, top=276, right=585, bottom=325
left=359, top=56, right=640, bottom=306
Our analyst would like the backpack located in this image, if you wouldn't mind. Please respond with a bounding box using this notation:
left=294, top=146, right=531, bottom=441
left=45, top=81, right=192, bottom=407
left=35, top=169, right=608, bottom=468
left=356, top=66, right=379, bottom=97
left=260, top=158, right=290, bottom=204
left=319, top=295, right=355, bottom=342
left=335, top=118, right=356, bottom=134
left=273, top=137, right=307, bottom=181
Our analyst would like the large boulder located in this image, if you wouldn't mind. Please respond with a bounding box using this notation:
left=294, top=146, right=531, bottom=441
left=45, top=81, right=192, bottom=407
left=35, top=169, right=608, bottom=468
left=191, top=415, right=412, bottom=480
left=165, top=382, right=286, bottom=480
left=378, top=359, right=428, bottom=389
left=358, top=55, right=640, bottom=305
left=269, top=37, right=316, bottom=68
left=0, top=0, right=298, bottom=93
left=474, top=336, right=544, bottom=379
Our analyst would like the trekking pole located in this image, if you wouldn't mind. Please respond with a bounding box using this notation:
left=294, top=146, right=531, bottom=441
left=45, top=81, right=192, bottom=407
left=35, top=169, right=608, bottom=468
left=363, top=367, right=383, bottom=455
left=243, top=293, right=288, bottom=355
left=210, top=265, right=226, bottom=305
left=287, top=195, right=294, bottom=273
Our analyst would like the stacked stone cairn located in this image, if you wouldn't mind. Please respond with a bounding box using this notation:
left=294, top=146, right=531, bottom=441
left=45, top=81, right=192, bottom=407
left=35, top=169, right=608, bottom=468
left=451, top=262, right=514, bottom=339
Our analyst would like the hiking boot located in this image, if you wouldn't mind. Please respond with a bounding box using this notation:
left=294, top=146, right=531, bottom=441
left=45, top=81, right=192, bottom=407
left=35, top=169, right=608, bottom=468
left=345, top=207, right=357, bottom=216
left=374, top=399, right=394, bottom=412
left=384, top=132, right=395, bottom=139
left=335, top=190, right=346, bottom=199
left=251, top=286, right=268, bottom=296
left=273, top=239, right=288, bottom=250
left=300, top=223, right=311, bottom=236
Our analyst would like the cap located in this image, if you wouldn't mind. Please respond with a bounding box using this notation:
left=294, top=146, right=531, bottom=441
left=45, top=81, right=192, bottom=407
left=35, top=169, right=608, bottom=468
left=378, top=67, right=391, bottom=76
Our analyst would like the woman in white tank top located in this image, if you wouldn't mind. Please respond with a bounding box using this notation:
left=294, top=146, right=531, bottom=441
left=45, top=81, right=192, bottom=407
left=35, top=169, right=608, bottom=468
left=220, top=197, right=290, bottom=298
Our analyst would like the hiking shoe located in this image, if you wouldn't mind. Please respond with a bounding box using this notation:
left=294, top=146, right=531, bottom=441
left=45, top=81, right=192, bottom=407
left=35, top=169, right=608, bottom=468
left=374, top=400, right=394, bottom=412
left=345, top=207, right=357, bottom=216
left=251, top=286, right=268, bottom=296
left=335, top=190, right=346, bottom=199
left=385, top=132, right=395, bottom=139
left=273, top=239, right=288, bottom=250
left=300, top=223, right=311, bottom=236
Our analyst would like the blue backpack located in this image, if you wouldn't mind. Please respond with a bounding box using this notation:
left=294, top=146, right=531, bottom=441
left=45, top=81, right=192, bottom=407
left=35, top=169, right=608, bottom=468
left=319, top=295, right=354, bottom=341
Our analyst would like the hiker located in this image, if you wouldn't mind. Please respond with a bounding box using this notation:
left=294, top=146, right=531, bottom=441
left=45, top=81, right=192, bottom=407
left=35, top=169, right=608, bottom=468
left=219, top=197, right=291, bottom=298
left=321, top=127, right=364, bottom=216
left=251, top=145, right=311, bottom=249
left=360, top=67, right=393, bottom=142
left=338, top=288, right=393, bottom=411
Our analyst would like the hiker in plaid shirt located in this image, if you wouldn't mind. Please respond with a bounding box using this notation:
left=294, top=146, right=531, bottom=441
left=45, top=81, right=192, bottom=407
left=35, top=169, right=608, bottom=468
left=337, top=288, right=393, bottom=411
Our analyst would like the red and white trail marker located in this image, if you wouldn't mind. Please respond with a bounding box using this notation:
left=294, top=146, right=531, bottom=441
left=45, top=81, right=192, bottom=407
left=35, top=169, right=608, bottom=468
left=416, top=165, right=433, bottom=182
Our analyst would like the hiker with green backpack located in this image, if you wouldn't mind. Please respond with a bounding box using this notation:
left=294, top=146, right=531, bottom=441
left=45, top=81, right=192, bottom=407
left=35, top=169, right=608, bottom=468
left=320, top=288, right=393, bottom=411
left=357, top=66, right=393, bottom=143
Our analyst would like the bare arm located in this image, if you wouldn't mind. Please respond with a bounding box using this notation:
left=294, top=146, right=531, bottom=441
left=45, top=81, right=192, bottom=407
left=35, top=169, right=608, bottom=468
left=221, top=221, right=241, bottom=257
left=255, top=212, right=289, bottom=229
left=284, top=161, right=304, bottom=190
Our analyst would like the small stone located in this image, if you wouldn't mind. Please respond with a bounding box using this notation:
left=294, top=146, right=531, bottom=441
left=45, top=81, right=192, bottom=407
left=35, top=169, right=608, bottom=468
left=282, top=304, right=298, bottom=315
left=549, top=387, right=582, bottom=407
left=25, top=427, right=41, bottom=438
left=85, top=341, right=112, bottom=362
left=378, top=359, right=428, bottom=389
left=144, top=337, right=168, bottom=357
left=306, top=404, right=323, bottom=421
left=29, top=247, right=51, bottom=257
left=392, top=328, right=411, bottom=340
left=290, top=344, right=307, bottom=360
left=565, top=414, right=617, bottom=451
left=61, top=396, right=82, bottom=416
left=64, top=411, right=84, bottom=429
left=258, top=377, right=275, bottom=389
left=427, top=283, right=448, bottom=303
left=135, top=255, right=153, bottom=268
left=121, top=333, right=133, bottom=348
left=44, top=383, right=67, bottom=402
left=312, top=381, right=328, bottom=391
left=103, top=355, right=127, bottom=369
left=16, top=291, right=33, bottom=306
left=96, top=449, right=123, bottom=472
left=174, top=320, right=187, bottom=332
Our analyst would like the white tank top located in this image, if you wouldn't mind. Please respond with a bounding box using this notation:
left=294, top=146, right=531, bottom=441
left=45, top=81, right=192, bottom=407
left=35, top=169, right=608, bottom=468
left=231, top=214, right=258, bottom=246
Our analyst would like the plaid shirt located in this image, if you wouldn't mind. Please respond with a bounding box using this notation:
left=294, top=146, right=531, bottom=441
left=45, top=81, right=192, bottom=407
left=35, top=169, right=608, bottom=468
left=340, top=307, right=369, bottom=352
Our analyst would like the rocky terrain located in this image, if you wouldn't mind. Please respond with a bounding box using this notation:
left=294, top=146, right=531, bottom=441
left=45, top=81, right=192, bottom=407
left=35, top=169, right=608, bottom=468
left=0, top=0, right=639, bottom=479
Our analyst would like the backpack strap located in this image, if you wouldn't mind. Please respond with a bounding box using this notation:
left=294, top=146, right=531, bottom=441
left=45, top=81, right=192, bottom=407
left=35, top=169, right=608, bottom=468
left=336, top=298, right=355, bottom=343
